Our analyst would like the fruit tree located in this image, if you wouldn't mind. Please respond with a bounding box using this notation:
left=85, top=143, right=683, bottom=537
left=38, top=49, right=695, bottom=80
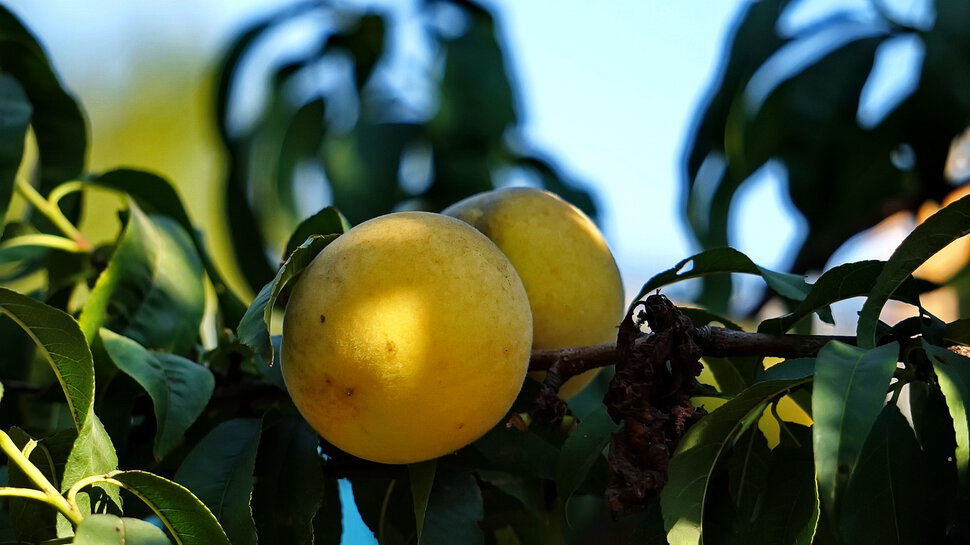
left=0, top=1, right=969, bottom=544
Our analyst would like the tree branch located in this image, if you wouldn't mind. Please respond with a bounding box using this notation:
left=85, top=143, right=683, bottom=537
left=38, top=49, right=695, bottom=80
left=528, top=327, right=857, bottom=373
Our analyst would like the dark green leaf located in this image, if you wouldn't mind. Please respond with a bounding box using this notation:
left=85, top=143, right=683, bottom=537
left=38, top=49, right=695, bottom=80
left=237, top=234, right=338, bottom=365
left=759, top=260, right=929, bottom=333
left=110, top=470, right=230, bottom=545
left=419, top=464, right=483, bottom=545
left=87, top=169, right=248, bottom=327
left=311, top=476, right=342, bottom=545
left=858, top=193, right=970, bottom=347
left=473, top=425, right=560, bottom=482
left=725, top=426, right=770, bottom=521
left=0, top=287, right=93, bottom=429
left=838, top=404, right=938, bottom=543
left=284, top=206, right=351, bottom=258
left=175, top=419, right=261, bottom=545
left=556, top=405, right=617, bottom=510
left=749, top=424, right=818, bottom=544
left=631, top=247, right=811, bottom=311
left=945, top=318, right=970, bottom=346
left=73, top=514, right=171, bottom=545
left=252, top=414, right=328, bottom=545
left=926, top=343, right=970, bottom=499
left=61, top=415, right=121, bottom=536
left=812, top=341, right=899, bottom=514
left=662, top=357, right=813, bottom=543
left=0, top=74, right=30, bottom=226
left=409, top=460, right=436, bottom=541
left=350, top=477, right=408, bottom=545
left=78, top=202, right=204, bottom=354
left=0, top=6, right=86, bottom=190
left=100, top=330, right=214, bottom=459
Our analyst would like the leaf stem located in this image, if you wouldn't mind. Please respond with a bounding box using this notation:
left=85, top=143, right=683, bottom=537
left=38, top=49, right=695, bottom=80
left=14, top=177, right=91, bottom=252
left=0, top=234, right=86, bottom=253
left=0, top=430, right=84, bottom=525
left=47, top=181, right=86, bottom=206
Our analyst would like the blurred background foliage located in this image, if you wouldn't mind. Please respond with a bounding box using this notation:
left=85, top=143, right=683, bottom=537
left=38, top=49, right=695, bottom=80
left=215, top=0, right=596, bottom=295
left=685, top=0, right=970, bottom=316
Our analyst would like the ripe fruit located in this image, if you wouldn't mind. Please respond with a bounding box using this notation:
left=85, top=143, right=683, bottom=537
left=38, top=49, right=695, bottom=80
left=443, top=187, right=624, bottom=398
left=281, top=212, right=533, bottom=464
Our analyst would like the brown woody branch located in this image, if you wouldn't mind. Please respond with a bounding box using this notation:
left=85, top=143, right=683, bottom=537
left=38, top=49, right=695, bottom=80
left=528, top=327, right=858, bottom=373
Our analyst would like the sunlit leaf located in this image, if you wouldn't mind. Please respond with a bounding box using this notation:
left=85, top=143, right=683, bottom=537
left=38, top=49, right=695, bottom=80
left=73, top=514, right=171, bottom=545
left=237, top=234, right=338, bottom=365
left=87, top=169, right=248, bottom=327
left=109, top=470, right=230, bottom=545
left=925, top=343, right=970, bottom=499
left=79, top=202, right=204, bottom=354
left=0, top=287, right=93, bottom=429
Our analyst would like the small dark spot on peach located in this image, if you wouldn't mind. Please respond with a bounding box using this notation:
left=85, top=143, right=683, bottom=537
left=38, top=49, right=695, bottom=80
left=503, top=346, right=511, bottom=354
left=346, top=388, right=354, bottom=397
left=319, top=314, right=326, bottom=323
left=386, top=340, right=396, bottom=353
left=457, top=423, right=464, bottom=429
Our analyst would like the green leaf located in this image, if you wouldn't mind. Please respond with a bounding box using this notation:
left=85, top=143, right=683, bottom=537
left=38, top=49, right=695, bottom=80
left=631, top=247, right=811, bottom=310
left=838, top=404, right=938, bottom=543
left=87, top=169, right=248, bottom=327
left=759, top=260, right=930, bottom=333
left=661, top=357, right=813, bottom=544
left=79, top=202, right=205, bottom=354
left=749, top=424, right=818, bottom=544
left=419, top=464, right=484, bottom=545
left=283, top=206, right=351, bottom=258
left=945, top=318, right=970, bottom=346
left=73, top=514, right=171, bottom=545
left=409, top=460, right=436, bottom=541
left=0, top=6, right=86, bottom=190
left=60, top=414, right=121, bottom=537
left=312, top=476, right=342, bottom=545
left=0, top=74, right=30, bottom=226
left=251, top=414, right=328, bottom=545
left=473, top=425, right=560, bottom=482
left=556, top=405, right=618, bottom=510
left=858, top=193, right=970, bottom=347
left=925, top=343, right=970, bottom=499
left=812, top=341, right=899, bottom=514
left=99, top=330, right=214, bottom=459
left=0, top=287, right=93, bottom=430
left=237, top=234, right=338, bottom=365
left=109, top=470, right=230, bottom=545
left=174, top=419, right=261, bottom=545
